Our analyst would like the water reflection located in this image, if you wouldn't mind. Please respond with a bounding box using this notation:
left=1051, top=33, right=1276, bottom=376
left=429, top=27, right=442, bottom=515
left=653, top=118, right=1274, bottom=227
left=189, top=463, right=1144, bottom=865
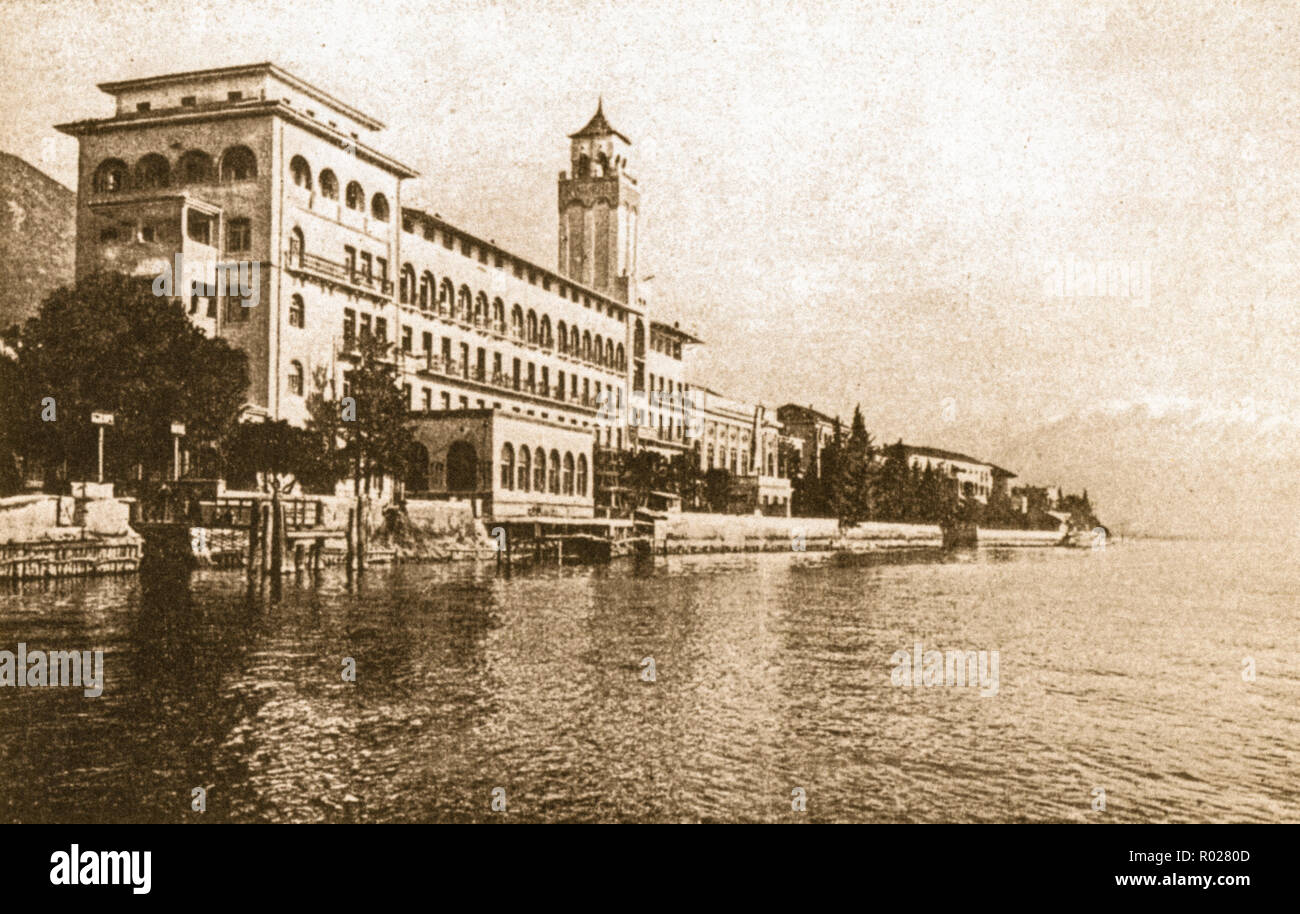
left=1, top=540, right=1296, bottom=823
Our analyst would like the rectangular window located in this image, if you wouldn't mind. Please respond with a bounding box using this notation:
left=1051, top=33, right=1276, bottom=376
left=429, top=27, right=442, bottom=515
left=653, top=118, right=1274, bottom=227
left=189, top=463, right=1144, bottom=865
left=227, top=91, right=243, bottom=101
left=343, top=245, right=357, bottom=278
left=441, top=337, right=452, bottom=365
left=186, top=211, right=211, bottom=245
left=402, top=326, right=412, bottom=352
left=359, top=313, right=372, bottom=341
left=441, top=392, right=451, bottom=409
left=422, top=331, right=433, bottom=354
left=136, top=102, right=151, bottom=112
left=360, top=251, right=373, bottom=280
left=459, top=396, right=469, bottom=408
left=402, top=384, right=412, bottom=408
left=180, top=95, right=196, bottom=106
left=226, top=218, right=251, bottom=252
left=343, top=308, right=356, bottom=344
left=375, top=317, right=387, bottom=343
left=376, top=257, right=388, bottom=283
left=459, top=343, right=469, bottom=379
left=422, top=388, right=431, bottom=411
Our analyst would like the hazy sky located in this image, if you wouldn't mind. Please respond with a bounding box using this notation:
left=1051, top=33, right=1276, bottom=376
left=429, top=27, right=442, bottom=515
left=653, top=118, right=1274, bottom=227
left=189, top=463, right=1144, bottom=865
left=2, top=0, right=1297, bottom=530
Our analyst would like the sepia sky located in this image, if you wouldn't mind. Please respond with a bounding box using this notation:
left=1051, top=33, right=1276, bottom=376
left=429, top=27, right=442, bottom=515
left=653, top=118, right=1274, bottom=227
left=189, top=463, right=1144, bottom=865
left=2, top=0, right=1297, bottom=534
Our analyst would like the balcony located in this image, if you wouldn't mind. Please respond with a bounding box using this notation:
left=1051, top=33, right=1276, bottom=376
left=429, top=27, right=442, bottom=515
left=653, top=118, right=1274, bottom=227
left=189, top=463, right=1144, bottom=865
left=286, top=250, right=394, bottom=298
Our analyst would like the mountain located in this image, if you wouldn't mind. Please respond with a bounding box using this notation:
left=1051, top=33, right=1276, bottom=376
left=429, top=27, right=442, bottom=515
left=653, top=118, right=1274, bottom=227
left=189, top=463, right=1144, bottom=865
left=990, top=396, right=1300, bottom=540
left=0, top=152, right=75, bottom=330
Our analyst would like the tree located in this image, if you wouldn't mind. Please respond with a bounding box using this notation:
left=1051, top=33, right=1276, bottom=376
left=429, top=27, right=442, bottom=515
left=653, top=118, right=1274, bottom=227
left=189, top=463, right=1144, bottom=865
left=322, top=335, right=418, bottom=495
left=703, top=467, right=732, bottom=513
left=875, top=439, right=910, bottom=521
left=222, top=419, right=318, bottom=495
left=830, top=405, right=876, bottom=526
left=11, top=272, right=248, bottom=485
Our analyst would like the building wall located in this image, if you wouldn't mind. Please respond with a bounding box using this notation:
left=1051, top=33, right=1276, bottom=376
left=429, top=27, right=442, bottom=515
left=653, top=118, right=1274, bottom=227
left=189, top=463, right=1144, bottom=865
left=407, top=410, right=594, bottom=519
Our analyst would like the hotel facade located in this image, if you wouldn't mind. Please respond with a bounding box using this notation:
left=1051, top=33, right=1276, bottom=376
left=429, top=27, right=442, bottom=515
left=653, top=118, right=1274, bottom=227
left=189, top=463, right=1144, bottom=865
left=55, top=63, right=793, bottom=516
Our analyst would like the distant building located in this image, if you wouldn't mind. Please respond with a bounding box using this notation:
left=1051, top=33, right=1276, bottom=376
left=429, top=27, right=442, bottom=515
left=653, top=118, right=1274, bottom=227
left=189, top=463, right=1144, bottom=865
left=899, top=445, right=1008, bottom=505
left=776, top=404, right=845, bottom=479
left=696, top=388, right=791, bottom=516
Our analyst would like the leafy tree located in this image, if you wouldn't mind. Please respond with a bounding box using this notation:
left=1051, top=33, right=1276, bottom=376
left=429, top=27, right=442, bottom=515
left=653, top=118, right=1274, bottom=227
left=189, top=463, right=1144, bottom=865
left=222, top=419, right=318, bottom=495
left=11, top=272, right=248, bottom=485
left=703, top=467, right=733, bottom=513
left=316, top=335, right=418, bottom=495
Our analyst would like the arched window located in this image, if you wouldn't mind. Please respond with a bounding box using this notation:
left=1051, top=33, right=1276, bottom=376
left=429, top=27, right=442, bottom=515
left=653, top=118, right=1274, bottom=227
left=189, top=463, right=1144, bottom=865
left=416, top=271, right=431, bottom=310
left=510, top=305, right=524, bottom=339
left=576, top=454, right=588, bottom=496
left=438, top=278, right=453, bottom=315
left=288, top=360, right=304, bottom=396
left=220, top=145, right=257, bottom=181
left=526, top=310, right=538, bottom=344
left=557, top=321, right=568, bottom=353
left=446, top=441, right=478, bottom=492
left=457, top=286, right=472, bottom=322
left=517, top=446, right=531, bottom=492
left=134, top=154, right=170, bottom=189
left=533, top=447, right=546, bottom=493
left=319, top=169, right=338, bottom=199
left=563, top=453, right=575, bottom=495
left=540, top=316, right=552, bottom=349
left=290, top=155, right=312, bottom=190
left=500, top=443, right=515, bottom=490
left=548, top=449, right=560, bottom=494
left=616, top=344, right=625, bottom=370
left=399, top=264, right=416, bottom=304
left=289, top=294, right=305, bottom=327
left=569, top=325, right=580, bottom=354
left=474, top=292, right=488, bottom=326
left=492, top=298, right=505, bottom=331
left=594, top=334, right=604, bottom=365
left=345, top=181, right=365, bottom=211
left=288, top=227, right=305, bottom=266
left=605, top=340, right=615, bottom=366
left=92, top=158, right=129, bottom=193
left=634, top=319, right=645, bottom=357
left=177, top=150, right=215, bottom=184
left=582, top=331, right=592, bottom=361
left=371, top=193, right=390, bottom=221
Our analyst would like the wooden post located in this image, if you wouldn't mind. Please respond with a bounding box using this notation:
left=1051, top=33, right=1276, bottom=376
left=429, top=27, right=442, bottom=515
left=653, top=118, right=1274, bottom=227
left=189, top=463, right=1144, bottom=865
left=246, top=503, right=260, bottom=585
left=270, top=498, right=283, bottom=601
left=345, top=507, right=356, bottom=575
left=356, top=496, right=366, bottom=575
left=259, top=504, right=270, bottom=577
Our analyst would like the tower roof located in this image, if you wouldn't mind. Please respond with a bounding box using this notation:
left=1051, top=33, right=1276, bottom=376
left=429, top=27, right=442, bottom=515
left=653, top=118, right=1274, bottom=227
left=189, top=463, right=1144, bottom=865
left=569, top=99, right=630, bottom=144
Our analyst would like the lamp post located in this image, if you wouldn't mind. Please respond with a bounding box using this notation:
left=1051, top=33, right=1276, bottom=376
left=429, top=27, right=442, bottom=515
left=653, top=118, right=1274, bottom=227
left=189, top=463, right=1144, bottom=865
left=170, top=422, right=186, bottom=481
left=90, top=411, right=114, bottom=483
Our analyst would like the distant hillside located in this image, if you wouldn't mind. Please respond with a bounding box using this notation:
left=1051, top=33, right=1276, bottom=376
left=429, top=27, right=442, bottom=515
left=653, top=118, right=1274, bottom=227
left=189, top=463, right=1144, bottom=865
left=0, top=152, right=75, bottom=330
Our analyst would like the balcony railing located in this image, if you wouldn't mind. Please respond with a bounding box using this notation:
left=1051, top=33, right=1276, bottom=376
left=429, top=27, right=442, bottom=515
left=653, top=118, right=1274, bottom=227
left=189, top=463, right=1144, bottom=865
left=286, top=250, right=394, bottom=296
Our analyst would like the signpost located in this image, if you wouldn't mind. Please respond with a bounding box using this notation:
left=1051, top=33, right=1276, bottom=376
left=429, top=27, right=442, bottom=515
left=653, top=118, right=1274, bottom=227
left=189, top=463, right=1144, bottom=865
left=171, top=421, right=186, bottom=481
left=91, top=411, right=114, bottom=483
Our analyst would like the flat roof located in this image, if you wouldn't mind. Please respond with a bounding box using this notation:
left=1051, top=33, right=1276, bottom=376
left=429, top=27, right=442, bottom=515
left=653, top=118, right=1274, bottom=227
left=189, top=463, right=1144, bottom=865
left=97, top=62, right=386, bottom=131
left=401, top=206, right=643, bottom=320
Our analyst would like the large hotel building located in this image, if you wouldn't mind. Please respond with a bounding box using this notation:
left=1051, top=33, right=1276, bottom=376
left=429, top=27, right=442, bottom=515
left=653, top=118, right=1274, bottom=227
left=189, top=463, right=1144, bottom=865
left=55, top=63, right=794, bottom=517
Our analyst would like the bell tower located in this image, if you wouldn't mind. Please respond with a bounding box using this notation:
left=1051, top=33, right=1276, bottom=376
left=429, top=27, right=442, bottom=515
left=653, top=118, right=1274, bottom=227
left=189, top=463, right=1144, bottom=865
left=558, top=100, right=639, bottom=303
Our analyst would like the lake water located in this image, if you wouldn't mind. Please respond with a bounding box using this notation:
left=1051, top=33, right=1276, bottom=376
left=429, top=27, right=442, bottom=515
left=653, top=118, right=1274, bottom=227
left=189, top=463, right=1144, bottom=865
left=1, top=539, right=1296, bottom=823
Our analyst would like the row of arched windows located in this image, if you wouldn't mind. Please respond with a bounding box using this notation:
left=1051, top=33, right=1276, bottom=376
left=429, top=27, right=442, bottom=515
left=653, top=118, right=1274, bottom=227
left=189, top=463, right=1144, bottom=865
left=92, top=147, right=257, bottom=193
left=398, top=265, right=626, bottom=371
left=289, top=155, right=389, bottom=221
left=499, top=445, right=588, bottom=496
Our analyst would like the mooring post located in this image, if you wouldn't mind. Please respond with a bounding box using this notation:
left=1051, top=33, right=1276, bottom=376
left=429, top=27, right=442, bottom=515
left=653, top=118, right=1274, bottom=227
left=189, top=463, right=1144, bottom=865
left=246, top=503, right=259, bottom=585
left=270, top=497, right=283, bottom=601
left=345, top=507, right=356, bottom=574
